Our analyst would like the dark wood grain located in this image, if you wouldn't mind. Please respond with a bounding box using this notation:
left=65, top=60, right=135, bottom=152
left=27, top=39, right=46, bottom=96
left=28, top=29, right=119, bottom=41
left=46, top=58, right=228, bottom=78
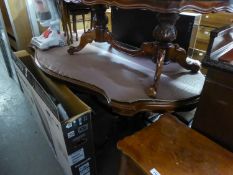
left=118, top=114, right=233, bottom=175
left=193, top=64, right=233, bottom=152
left=80, top=0, right=233, bottom=13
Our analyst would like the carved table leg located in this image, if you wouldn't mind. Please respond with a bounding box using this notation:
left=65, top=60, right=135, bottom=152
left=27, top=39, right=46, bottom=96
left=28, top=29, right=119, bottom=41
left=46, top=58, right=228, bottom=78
left=147, top=47, right=166, bottom=97
left=147, top=13, right=201, bottom=97
left=147, top=13, right=179, bottom=97
left=68, top=29, right=96, bottom=54
left=67, top=4, right=156, bottom=57
left=66, top=8, right=201, bottom=98
left=68, top=5, right=109, bottom=54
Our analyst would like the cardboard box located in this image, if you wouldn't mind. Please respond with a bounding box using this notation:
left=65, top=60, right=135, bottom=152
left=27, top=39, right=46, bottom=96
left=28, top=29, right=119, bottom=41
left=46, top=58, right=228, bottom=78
left=12, top=51, right=96, bottom=175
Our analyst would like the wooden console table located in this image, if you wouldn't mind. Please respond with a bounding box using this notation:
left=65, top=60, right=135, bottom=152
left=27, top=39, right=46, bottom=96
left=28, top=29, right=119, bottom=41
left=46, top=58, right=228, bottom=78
left=66, top=0, right=233, bottom=97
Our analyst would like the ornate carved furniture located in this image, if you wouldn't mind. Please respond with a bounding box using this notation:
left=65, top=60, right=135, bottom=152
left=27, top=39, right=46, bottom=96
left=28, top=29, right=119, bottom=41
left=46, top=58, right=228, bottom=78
left=66, top=0, right=233, bottom=97
left=34, top=43, right=205, bottom=116
left=117, top=114, right=233, bottom=175
left=193, top=25, right=233, bottom=152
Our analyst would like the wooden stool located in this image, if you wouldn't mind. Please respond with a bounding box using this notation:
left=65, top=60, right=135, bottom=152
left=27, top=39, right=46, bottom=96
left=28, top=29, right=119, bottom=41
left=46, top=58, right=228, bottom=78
left=117, top=114, right=233, bottom=175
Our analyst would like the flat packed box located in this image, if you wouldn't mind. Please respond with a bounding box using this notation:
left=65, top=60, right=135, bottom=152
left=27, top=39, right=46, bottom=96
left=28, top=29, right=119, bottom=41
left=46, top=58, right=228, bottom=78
left=12, top=51, right=96, bottom=175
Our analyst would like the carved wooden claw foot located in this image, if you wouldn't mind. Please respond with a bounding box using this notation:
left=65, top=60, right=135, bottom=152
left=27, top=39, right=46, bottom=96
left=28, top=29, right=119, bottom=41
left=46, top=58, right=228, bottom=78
left=67, top=46, right=76, bottom=55
left=168, top=44, right=201, bottom=73
left=147, top=86, right=157, bottom=98
left=67, top=29, right=96, bottom=55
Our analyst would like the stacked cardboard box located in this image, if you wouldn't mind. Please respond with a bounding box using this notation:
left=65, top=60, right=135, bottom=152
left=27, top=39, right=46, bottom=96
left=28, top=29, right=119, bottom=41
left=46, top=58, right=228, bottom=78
left=13, top=51, right=96, bottom=175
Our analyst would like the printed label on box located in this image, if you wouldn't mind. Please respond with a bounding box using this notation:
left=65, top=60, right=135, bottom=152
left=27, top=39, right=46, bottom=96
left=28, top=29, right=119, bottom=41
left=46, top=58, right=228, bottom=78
left=68, top=148, right=85, bottom=166
left=67, top=130, right=75, bottom=139
left=79, top=162, right=90, bottom=175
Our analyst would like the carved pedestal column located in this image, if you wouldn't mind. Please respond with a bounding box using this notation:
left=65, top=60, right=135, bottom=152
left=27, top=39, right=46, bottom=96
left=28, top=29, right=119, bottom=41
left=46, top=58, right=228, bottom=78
left=147, top=13, right=200, bottom=97
left=147, top=13, right=179, bottom=97
left=93, top=5, right=108, bottom=42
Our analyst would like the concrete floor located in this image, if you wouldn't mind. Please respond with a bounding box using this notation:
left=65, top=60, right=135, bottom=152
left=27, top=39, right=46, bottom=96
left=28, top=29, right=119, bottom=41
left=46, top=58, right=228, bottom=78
left=0, top=56, right=64, bottom=175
